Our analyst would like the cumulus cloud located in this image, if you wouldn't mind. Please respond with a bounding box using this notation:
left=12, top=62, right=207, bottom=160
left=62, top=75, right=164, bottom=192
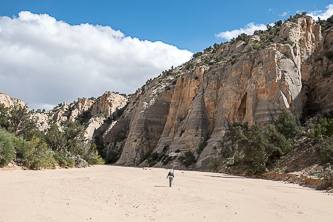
left=0, top=11, right=193, bottom=110
left=308, top=4, right=333, bottom=20
left=280, top=12, right=287, bottom=17
left=215, top=22, right=268, bottom=41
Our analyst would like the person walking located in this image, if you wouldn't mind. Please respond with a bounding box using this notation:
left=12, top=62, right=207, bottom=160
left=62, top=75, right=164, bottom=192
left=166, top=169, right=175, bottom=187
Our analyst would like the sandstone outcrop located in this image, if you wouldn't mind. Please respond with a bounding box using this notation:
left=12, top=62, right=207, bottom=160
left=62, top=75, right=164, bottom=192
left=32, top=112, right=50, bottom=132
left=0, top=93, right=25, bottom=107
left=84, top=116, right=106, bottom=140
left=17, top=92, right=128, bottom=141
left=3, top=16, right=333, bottom=171
left=91, top=92, right=128, bottom=118
left=103, top=16, right=332, bottom=170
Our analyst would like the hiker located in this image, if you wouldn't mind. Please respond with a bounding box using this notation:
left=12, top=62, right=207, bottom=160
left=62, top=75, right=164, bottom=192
left=166, top=169, right=175, bottom=187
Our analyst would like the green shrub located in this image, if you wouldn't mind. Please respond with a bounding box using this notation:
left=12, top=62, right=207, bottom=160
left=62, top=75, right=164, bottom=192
left=149, top=161, right=157, bottom=167
left=221, top=143, right=234, bottom=157
left=185, top=62, right=194, bottom=70
left=313, top=118, right=333, bottom=138
left=143, top=151, right=160, bottom=166
left=53, top=151, right=75, bottom=168
left=235, top=33, right=250, bottom=43
left=273, top=167, right=281, bottom=172
left=318, top=142, right=333, bottom=164
left=28, top=138, right=55, bottom=169
left=241, top=49, right=248, bottom=54
left=265, top=124, right=292, bottom=155
left=143, top=150, right=152, bottom=160
left=105, top=150, right=121, bottom=164
left=0, top=103, right=36, bottom=136
left=212, top=43, right=221, bottom=53
left=215, top=56, right=226, bottom=62
left=327, top=15, right=333, bottom=24
left=150, top=152, right=159, bottom=161
left=162, top=145, right=169, bottom=153
left=322, top=165, right=333, bottom=180
left=193, top=52, right=203, bottom=58
left=83, top=143, right=105, bottom=165
left=162, top=156, right=173, bottom=165
left=76, top=110, right=92, bottom=126
left=253, top=43, right=261, bottom=50
left=179, top=151, right=196, bottom=167
left=242, top=124, right=269, bottom=172
left=204, top=46, right=213, bottom=53
left=0, top=128, right=16, bottom=166
left=275, top=20, right=283, bottom=27
left=226, top=156, right=241, bottom=167
left=232, top=53, right=241, bottom=59
left=15, top=136, right=56, bottom=169
left=229, top=122, right=293, bottom=173
left=209, top=157, right=220, bottom=171
left=45, top=121, right=85, bottom=155
left=274, top=109, right=301, bottom=140
left=74, top=155, right=88, bottom=168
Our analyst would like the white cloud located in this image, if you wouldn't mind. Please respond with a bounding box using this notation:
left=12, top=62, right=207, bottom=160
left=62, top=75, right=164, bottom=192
left=215, top=22, right=268, bottom=41
left=280, top=12, right=287, bottom=17
left=308, top=4, right=333, bottom=20
left=0, top=11, right=193, bottom=110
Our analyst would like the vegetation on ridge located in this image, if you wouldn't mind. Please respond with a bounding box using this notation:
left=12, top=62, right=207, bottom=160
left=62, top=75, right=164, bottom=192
left=211, top=109, right=333, bottom=179
left=106, top=12, right=333, bottom=174
left=0, top=103, right=104, bottom=169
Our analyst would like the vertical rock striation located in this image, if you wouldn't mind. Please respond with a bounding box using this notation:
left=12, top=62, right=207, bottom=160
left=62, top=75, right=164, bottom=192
left=104, top=16, right=329, bottom=169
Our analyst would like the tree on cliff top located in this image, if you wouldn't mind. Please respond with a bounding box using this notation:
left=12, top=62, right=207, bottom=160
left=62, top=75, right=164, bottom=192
left=0, top=103, right=36, bottom=136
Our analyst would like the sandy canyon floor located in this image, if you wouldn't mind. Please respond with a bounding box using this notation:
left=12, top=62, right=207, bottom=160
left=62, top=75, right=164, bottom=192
left=0, top=165, right=332, bottom=222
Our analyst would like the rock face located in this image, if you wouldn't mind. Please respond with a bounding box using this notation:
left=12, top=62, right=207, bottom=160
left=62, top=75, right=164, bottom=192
left=302, top=27, right=333, bottom=115
left=91, top=92, right=128, bottom=118
left=0, top=93, right=25, bottom=107
left=3, top=16, right=333, bottom=171
left=104, top=16, right=332, bottom=169
left=1, top=91, right=127, bottom=143
left=84, top=116, right=106, bottom=140
left=32, top=112, right=50, bottom=132
left=30, top=93, right=127, bottom=142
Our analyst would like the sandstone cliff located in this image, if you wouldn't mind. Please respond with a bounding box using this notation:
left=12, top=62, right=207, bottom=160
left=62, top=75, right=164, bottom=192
left=103, top=16, right=333, bottom=170
left=1, top=92, right=127, bottom=142
left=0, top=93, right=25, bottom=107
left=3, top=16, right=333, bottom=172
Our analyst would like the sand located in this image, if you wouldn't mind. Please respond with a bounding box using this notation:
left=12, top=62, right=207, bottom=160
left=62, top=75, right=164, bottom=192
left=0, top=165, right=332, bottom=222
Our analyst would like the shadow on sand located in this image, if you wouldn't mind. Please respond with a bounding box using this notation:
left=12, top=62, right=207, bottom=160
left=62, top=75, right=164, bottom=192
left=204, top=175, right=245, bottom=179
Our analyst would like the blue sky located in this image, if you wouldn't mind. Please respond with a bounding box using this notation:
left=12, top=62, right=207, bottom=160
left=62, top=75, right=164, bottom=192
left=0, top=1, right=332, bottom=109
left=1, top=0, right=332, bottom=52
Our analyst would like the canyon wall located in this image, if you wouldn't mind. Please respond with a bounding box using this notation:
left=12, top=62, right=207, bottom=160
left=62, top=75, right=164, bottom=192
left=103, top=16, right=333, bottom=169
